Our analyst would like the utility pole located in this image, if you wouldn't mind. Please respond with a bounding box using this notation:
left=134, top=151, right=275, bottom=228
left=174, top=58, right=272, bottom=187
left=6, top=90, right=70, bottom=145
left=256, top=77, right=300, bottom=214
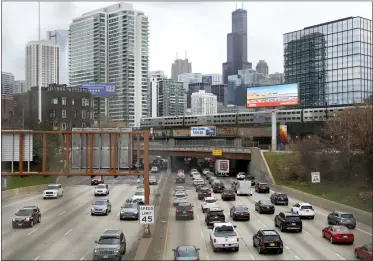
left=324, top=101, right=329, bottom=120
left=38, top=0, right=42, bottom=122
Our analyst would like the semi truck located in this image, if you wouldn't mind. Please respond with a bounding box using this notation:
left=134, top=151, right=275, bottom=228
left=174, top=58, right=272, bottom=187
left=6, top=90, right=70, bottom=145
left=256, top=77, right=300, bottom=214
left=215, top=160, right=229, bottom=177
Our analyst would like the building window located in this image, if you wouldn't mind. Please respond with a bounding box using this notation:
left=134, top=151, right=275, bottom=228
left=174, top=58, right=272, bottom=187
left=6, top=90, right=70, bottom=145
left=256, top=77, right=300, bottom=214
left=87, top=111, right=90, bottom=119
left=82, top=110, right=86, bottom=119
left=51, top=98, right=58, bottom=104
left=82, top=98, right=85, bottom=106
left=62, top=110, right=66, bottom=118
left=74, top=110, right=77, bottom=119
left=62, top=97, right=66, bottom=105
left=72, top=98, right=75, bottom=106
left=82, top=123, right=87, bottom=128
left=49, top=110, right=56, bottom=118
left=85, top=98, right=89, bottom=106
left=61, top=122, right=67, bottom=130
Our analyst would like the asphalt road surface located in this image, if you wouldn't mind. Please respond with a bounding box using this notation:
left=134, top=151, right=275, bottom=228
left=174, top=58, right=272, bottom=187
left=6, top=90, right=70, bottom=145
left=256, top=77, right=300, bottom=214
left=163, top=174, right=373, bottom=260
left=2, top=171, right=164, bottom=260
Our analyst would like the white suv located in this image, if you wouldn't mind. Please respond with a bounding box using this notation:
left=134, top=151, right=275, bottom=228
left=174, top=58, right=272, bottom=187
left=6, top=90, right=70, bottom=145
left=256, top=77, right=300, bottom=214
left=43, top=184, right=63, bottom=199
left=291, top=202, right=315, bottom=219
left=94, top=184, right=110, bottom=196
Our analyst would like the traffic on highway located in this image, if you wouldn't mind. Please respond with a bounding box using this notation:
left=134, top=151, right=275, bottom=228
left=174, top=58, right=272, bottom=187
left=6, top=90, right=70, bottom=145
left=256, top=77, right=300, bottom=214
left=2, top=168, right=164, bottom=261
left=164, top=168, right=373, bottom=260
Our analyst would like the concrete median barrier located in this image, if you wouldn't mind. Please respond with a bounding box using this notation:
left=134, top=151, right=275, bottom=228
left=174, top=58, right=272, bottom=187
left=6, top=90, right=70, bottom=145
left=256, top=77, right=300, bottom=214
left=2, top=185, right=46, bottom=199
left=272, top=184, right=372, bottom=226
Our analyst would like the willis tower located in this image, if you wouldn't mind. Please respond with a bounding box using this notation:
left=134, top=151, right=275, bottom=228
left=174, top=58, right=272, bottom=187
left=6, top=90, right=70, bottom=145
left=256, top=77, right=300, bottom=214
left=222, top=8, right=252, bottom=84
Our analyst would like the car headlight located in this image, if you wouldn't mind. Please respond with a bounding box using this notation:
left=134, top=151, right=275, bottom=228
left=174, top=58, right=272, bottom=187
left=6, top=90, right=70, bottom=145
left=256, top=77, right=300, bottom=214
left=94, top=249, right=98, bottom=253
left=133, top=211, right=138, bottom=214
left=91, top=207, right=95, bottom=211
left=12, top=218, right=15, bottom=221
left=114, top=249, right=119, bottom=253
left=25, top=217, right=30, bottom=221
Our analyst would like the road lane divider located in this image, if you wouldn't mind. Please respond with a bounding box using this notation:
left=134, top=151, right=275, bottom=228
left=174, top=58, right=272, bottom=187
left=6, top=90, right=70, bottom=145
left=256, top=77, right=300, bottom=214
left=64, top=228, right=72, bottom=236
left=28, top=228, right=38, bottom=236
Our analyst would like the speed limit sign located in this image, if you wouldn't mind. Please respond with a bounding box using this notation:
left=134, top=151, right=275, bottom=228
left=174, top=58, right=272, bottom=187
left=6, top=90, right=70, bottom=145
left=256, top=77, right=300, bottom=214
left=139, top=205, right=155, bottom=224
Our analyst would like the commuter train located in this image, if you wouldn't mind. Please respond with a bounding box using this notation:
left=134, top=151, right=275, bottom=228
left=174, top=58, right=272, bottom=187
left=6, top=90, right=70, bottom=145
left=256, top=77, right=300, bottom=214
left=140, top=106, right=353, bottom=128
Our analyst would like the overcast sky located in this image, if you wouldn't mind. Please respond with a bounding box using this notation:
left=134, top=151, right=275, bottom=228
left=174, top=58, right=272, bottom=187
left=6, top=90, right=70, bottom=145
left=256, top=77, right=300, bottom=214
left=2, top=1, right=372, bottom=80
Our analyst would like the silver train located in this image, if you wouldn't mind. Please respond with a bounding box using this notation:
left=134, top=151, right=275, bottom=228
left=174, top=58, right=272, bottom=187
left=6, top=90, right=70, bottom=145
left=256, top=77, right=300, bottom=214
left=140, top=106, right=355, bottom=128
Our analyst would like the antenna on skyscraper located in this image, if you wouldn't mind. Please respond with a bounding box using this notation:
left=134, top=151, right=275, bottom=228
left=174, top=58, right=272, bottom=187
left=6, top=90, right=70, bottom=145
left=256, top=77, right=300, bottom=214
left=176, top=52, right=178, bottom=59
left=235, top=2, right=237, bottom=10
left=185, top=49, right=187, bottom=59
left=241, top=1, right=243, bottom=9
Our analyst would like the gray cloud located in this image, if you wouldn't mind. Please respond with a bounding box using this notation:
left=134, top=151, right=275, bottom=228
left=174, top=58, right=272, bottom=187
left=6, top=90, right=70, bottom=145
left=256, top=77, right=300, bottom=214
left=2, top=1, right=372, bottom=80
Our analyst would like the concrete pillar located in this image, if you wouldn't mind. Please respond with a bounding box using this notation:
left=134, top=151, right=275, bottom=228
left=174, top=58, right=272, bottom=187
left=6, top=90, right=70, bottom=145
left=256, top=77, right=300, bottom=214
left=168, top=138, right=175, bottom=147
left=234, top=138, right=242, bottom=147
left=271, top=111, right=277, bottom=151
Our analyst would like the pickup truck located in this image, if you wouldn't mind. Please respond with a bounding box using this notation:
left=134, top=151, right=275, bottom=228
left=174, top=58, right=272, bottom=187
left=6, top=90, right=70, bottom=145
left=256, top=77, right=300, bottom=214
left=209, top=222, right=239, bottom=252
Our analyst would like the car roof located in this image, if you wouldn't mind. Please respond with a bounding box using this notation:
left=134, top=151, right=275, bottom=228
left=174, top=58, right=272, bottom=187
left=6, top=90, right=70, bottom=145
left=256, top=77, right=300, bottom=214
left=261, top=230, right=279, bottom=236
left=176, top=245, right=197, bottom=251
left=175, top=186, right=185, bottom=189
left=102, top=230, right=122, bottom=236
left=204, top=197, right=216, bottom=200
left=259, top=200, right=273, bottom=205
left=209, top=207, right=222, bottom=211
left=334, top=211, right=353, bottom=215
left=47, top=184, right=61, bottom=186
left=258, top=182, right=268, bottom=184
left=177, top=203, right=191, bottom=207
left=283, top=211, right=299, bottom=216
left=299, top=202, right=312, bottom=206
left=233, top=205, right=248, bottom=208
left=94, top=199, right=108, bottom=203
left=23, top=205, right=38, bottom=209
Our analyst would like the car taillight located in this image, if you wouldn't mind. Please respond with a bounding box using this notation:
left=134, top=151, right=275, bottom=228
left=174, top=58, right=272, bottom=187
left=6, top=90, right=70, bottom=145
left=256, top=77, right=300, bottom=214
left=244, top=212, right=249, bottom=215
left=280, top=243, right=283, bottom=248
left=259, top=242, right=264, bottom=246
left=213, top=239, right=216, bottom=243
left=189, top=208, right=193, bottom=212
left=176, top=210, right=180, bottom=213
left=237, top=237, right=239, bottom=242
left=199, top=192, right=202, bottom=195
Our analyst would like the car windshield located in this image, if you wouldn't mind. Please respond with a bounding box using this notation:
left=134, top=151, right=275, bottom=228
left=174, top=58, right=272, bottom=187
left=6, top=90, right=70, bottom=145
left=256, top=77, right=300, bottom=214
left=97, top=184, right=106, bottom=188
left=286, top=216, right=301, bottom=221
left=205, top=199, right=216, bottom=203
left=234, top=206, right=248, bottom=212
left=94, top=201, right=107, bottom=206
left=214, top=225, right=237, bottom=237
left=262, top=201, right=272, bottom=205
left=16, top=209, right=33, bottom=216
left=260, top=183, right=268, bottom=187
left=175, top=194, right=186, bottom=198
left=123, top=203, right=137, bottom=208
left=45, top=185, right=58, bottom=190
left=98, top=237, right=120, bottom=245
left=150, top=177, right=156, bottom=180
left=177, top=247, right=197, bottom=257
left=365, top=245, right=373, bottom=252
left=301, top=206, right=313, bottom=210
left=278, top=194, right=287, bottom=198
left=201, top=188, right=210, bottom=192
left=341, top=214, right=354, bottom=218
left=334, top=227, right=349, bottom=232
left=134, top=192, right=144, bottom=196
left=263, top=235, right=281, bottom=242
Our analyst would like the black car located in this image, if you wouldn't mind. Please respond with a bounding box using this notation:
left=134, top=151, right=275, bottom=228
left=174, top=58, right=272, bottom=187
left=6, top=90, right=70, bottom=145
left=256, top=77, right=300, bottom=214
left=230, top=205, right=250, bottom=221
left=247, top=175, right=256, bottom=186
left=198, top=187, right=211, bottom=200
left=172, top=245, right=200, bottom=261
left=212, top=182, right=225, bottom=193
left=255, top=200, right=275, bottom=214
left=270, top=193, right=289, bottom=205
left=12, top=206, right=41, bottom=228
left=176, top=203, right=194, bottom=220
left=205, top=207, right=225, bottom=227
left=255, top=183, right=270, bottom=193
left=221, top=189, right=236, bottom=201
left=274, top=211, right=302, bottom=232
left=253, top=230, right=283, bottom=254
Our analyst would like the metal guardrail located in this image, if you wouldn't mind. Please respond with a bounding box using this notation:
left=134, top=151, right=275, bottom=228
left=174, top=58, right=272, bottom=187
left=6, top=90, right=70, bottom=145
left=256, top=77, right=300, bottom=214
left=140, top=143, right=253, bottom=153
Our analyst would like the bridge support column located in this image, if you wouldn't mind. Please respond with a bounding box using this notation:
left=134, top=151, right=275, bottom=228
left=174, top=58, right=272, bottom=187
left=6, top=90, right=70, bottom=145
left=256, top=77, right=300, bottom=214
left=234, top=138, right=242, bottom=147
left=271, top=110, right=277, bottom=151
left=168, top=138, right=175, bottom=147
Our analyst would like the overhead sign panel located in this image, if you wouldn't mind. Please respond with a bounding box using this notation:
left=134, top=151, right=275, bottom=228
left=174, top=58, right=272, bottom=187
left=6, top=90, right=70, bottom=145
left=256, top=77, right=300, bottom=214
left=80, top=83, right=116, bottom=97
left=190, top=126, right=216, bottom=137
left=246, top=83, right=299, bottom=108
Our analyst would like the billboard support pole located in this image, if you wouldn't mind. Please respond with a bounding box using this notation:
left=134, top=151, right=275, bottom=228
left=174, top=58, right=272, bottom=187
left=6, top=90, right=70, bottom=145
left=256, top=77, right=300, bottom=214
left=271, top=110, right=277, bottom=151
left=97, top=97, right=101, bottom=127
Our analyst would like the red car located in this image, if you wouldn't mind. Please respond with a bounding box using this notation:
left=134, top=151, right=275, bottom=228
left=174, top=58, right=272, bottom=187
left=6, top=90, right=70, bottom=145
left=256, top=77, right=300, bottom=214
left=355, top=244, right=373, bottom=261
left=322, top=225, right=354, bottom=244
left=91, top=176, right=104, bottom=185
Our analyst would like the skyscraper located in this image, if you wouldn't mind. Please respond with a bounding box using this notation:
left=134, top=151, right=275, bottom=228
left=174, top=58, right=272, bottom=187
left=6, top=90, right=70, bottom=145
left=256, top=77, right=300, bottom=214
left=256, top=60, right=269, bottom=76
left=157, top=80, right=185, bottom=117
left=171, top=58, right=192, bottom=81
left=1, top=72, right=15, bottom=94
left=25, top=40, right=59, bottom=90
left=222, top=8, right=252, bottom=84
left=47, top=30, right=69, bottom=85
left=69, top=3, right=149, bottom=127
left=191, top=90, right=218, bottom=115
left=149, top=70, right=166, bottom=117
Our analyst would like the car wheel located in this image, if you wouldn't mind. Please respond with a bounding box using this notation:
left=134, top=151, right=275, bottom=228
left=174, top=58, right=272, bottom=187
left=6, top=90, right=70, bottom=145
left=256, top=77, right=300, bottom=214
left=327, top=218, right=331, bottom=225
left=61, top=192, right=63, bottom=197
left=252, top=241, right=256, bottom=247
left=310, top=216, right=314, bottom=220
left=30, top=221, right=34, bottom=227
left=354, top=250, right=358, bottom=259
left=278, top=250, right=283, bottom=254
left=235, top=247, right=239, bottom=252
left=106, top=210, right=108, bottom=215
left=280, top=224, right=285, bottom=232
left=330, top=236, right=334, bottom=244
left=38, top=216, right=41, bottom=223
left=258, top=246, right=262, bottom=254
left=274, top=221, right=277, bottom=227
left=122, top=246, right=126, bottom=255
left=43, top=197, right=46, bottom=200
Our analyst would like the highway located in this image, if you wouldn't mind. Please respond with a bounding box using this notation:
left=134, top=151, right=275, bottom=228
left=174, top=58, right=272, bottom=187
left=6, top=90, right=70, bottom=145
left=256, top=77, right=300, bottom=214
left=1, top=171, right=164, bottom=260
left=163, top=174, right=373, bottom=260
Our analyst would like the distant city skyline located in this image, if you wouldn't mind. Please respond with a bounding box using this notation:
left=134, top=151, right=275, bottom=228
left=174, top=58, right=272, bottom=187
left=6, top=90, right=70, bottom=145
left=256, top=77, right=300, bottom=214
left=2, top=2, right=371, bottom=80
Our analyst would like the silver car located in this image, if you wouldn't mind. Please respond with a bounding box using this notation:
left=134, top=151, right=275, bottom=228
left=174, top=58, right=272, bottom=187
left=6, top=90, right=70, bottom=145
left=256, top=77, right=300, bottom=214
left=91, top=199, right=112, bottom=216
left=173, top=192, right=188, bottom=207
left=93, top=230, right=126, bottom=260
left=119, top=202, right=139, bottom=220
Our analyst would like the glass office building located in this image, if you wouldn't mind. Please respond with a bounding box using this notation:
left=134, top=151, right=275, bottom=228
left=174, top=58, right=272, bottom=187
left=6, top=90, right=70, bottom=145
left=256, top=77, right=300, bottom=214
left=284, top=16, right=372, bottom=107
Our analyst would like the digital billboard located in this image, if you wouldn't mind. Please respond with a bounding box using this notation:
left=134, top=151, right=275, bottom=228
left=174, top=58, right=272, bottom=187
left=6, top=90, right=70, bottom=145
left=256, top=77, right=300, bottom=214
left=246, top=83, right=299, bottom=108
left=190, top=126, right=216, bottom=137
left=80, top=83, right=116, bottom=97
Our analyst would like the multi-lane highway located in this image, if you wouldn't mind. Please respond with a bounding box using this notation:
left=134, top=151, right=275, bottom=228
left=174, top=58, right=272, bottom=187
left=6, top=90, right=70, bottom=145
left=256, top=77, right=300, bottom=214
left=2, top=171, right=164, bottom=260
left=163, top=173, right=373, bottom=260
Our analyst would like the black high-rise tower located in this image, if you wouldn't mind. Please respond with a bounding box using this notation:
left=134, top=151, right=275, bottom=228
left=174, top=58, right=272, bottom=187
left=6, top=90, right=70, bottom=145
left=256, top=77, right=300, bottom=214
left=222, top=8, right=252, bottom=84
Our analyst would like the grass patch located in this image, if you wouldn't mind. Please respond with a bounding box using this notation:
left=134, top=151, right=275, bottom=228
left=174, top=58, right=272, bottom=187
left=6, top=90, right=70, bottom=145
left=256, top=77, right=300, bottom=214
left=264, top=152, right=373, bottom=213
left=4, top=176, right=56, bottom=190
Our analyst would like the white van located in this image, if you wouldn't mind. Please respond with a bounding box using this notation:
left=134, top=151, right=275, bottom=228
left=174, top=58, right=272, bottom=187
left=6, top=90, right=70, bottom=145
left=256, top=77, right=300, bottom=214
left=236, top=180, right=252, bottom=196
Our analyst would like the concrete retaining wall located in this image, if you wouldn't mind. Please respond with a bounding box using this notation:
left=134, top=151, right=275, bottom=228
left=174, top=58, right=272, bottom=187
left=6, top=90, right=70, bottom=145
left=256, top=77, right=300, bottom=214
left=2, top=184, right=46, bottom=199
left=271, top=184, right=372, bottom=226
left=249, top=148, right=276, bottom=184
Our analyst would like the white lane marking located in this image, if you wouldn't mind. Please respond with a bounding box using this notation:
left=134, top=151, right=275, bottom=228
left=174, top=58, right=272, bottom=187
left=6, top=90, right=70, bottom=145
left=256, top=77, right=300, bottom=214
left=59, top=211, right=66, bottom=216
left=336, top=253, right=346, bottom=260
left=257, top=220, right=267, bottom=228
left=295, top=256, right=301, bottom=260
left=64, top=228, right=72, bottom=236
left=116, top=212, right=120, bottom=217
left=28, top=228, right=38, bottom=235
left=303, top=230, right=311, bottom=235
left=200, top=229, right=204, bottom=237
left=250, top=253, right=255, bottom=260
left=80, top=256, right=85, bottom=260
left=34, top=256, right=40, bottom=260
left=3, top=177, right=91, bottom=208
left=285, top=246, right=290, bottom=250
left=197, top=214, right=200, bottom=220
left=356, top=228, right=373, bottom=236
left=79, top=200, right=84, bottom=203
left=315, top=210, right=327, bottom=216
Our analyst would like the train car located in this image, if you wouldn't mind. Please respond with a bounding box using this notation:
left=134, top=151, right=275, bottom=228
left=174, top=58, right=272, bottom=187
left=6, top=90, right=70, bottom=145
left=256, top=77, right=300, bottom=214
left=302, top=106, right=347, bottom=122
left=277, top=109, right=302, bottom=123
